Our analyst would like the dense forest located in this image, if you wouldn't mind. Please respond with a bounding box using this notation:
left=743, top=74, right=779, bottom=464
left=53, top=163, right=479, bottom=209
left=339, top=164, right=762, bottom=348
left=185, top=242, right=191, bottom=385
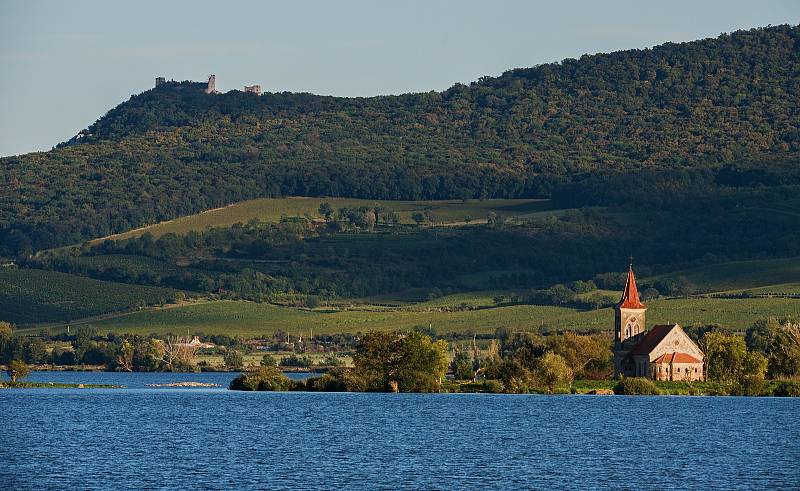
left=1, top=25, right=799, bottom=254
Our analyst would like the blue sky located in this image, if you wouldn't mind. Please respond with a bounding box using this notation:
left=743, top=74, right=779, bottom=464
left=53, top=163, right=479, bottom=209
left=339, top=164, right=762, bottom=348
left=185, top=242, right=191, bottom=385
left=1, top=0, right=798, bottom=157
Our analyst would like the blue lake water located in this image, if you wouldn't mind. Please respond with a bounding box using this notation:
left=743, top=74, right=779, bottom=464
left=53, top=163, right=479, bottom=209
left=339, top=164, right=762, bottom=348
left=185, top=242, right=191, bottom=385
left=2, top=372, right=799, bottom=490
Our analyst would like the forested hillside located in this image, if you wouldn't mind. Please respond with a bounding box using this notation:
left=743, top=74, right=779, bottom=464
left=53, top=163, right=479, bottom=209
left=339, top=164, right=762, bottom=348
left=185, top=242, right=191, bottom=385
left=1, top=25, right=799, bottom=254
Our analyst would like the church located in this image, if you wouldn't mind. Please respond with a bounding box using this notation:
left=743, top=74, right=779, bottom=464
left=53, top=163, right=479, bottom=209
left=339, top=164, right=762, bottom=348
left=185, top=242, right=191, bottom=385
left=612, top=265, right=705, bottom=381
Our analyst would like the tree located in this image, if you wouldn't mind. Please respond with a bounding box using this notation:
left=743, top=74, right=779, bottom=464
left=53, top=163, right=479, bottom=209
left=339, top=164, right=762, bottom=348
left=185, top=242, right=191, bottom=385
left=487, top=212, right=498, bottom=228
left=535, top=352, right=573, bottom=392
left=0, top=321, right=12, bottom=336
left=640, top=287, right=660, bottom=301
left=364, top=210, right=377, bottom=232
left=6, top=359, right=29, bottom=382
left=115, top=340, right=134, bottom=371
left=158, top=335, right=197, bottom=372
left=411, top=212, right=426, bottom=225
left=547, top=332, right=612, bottom=379
left=71, top=326, right=98, bottom=364
left=260, top=354, right=277, bottom=367
left=318, top=202, right=334, bottom=222
left=746, top=318, right=800, bottom=379
left=353, top=331, right=448, bottom=392
left=451, top=350, right=474, bottom=380
left=705, top=331, right=766, bottom=383
left=224, top=349, right=244, bottom=369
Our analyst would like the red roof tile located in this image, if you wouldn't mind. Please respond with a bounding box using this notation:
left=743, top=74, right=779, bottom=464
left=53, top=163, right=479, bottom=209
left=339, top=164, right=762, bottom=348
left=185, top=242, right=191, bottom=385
left=618, top=265, right=645, bottom=309
left=629, top=324, right=676, bottom=355
left=653, top=352, right=702, bottom=364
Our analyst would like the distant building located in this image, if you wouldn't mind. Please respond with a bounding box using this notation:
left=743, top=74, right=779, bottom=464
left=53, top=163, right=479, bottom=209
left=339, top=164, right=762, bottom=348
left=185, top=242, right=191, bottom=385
left=177, top=336, right=215, bottom=349
left=612, top=265, right=705, bottom=381
left=155, top=76, right=166, bottom=87
left=206, top=74, right=217, bottom=94
left=244, top=84, right=262, bottom=95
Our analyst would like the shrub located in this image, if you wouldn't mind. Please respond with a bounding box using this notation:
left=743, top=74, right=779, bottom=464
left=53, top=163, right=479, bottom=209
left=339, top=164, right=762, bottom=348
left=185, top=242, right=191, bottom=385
left=614, top=377, right=660, bottom=395
left=223, top=349, right=244, bottom=369
left=280, top=354, right=312, bottom=367
left=320, top=355, right=343, bottom=367
left=480, top=380, right=505, bottom=393
left=229, top=367, right=292, bottom=391
left=771, top=380, right=800, bottom=397
left=307, top=374, right=345, bottom=392
left=568, top=280, right=596, bottom=294
left=732, top=375, right=766, bottom=396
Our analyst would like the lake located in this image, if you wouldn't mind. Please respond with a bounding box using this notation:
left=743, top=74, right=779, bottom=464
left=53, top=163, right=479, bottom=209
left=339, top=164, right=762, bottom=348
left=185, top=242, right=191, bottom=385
left=2, top=372, right=798, bottom=490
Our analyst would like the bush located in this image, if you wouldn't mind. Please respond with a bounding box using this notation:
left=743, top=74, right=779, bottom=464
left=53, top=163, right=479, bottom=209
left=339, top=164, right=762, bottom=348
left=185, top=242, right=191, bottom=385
left=306, top=368, right=365, bottom=392
left=280, top=354, right=312, bottom=367
left=568, top=280, right=596, bottom=294
left=229, top=367, right=293, bottom=391
left=223, top=349, right=244, bottom=369
left=306, top=373, right=345, bottom=392
left=260, top=354, right=277, bottom=367
left=320, top=355, right=343, bottom=367
left=480, top=380, right=505, bottom=393
left=614, top=377, right=660, bottom=395
left=771, top=380, right=800, bottom=397
left=732, top=375, right=766, bottom=396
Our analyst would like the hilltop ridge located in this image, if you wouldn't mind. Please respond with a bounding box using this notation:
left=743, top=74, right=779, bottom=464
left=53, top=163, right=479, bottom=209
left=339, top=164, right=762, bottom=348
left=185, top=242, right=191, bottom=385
left=1, top=24, right=799, bottom=254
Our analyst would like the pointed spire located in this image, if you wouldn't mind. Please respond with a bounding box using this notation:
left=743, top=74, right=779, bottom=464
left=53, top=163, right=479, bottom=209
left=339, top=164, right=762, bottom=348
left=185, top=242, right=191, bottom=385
left=619, top=263, right=645, bottom=309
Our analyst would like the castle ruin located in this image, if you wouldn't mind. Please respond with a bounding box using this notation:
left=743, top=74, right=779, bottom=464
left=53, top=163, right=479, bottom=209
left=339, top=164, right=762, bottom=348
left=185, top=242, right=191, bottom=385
left=205, top=74, right=217, bottom=94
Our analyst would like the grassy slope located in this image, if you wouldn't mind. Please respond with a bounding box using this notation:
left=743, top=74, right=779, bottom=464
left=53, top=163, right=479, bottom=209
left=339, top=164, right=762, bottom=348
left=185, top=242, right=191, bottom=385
left=90, top=198, right=554, bottom=242
left=0, top=267, right=179, bottom=324
left=58, top=295, right=799, bottom=337
left=14, top=255, right=800, bottom=333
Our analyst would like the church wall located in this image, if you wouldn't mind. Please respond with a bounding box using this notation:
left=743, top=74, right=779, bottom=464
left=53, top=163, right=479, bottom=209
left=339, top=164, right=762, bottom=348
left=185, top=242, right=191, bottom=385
left=647, top=328, right=704, bottom=363
left=653, top=361, right=704, bottom=381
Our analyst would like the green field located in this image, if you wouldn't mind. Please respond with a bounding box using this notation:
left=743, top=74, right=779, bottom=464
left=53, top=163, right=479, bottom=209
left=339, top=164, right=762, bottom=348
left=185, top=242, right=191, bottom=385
left=45, top=294, right=799, bottom=337
left=92, top=197, right=556, bottom=242
left=0, top=267, right=179, bottom=324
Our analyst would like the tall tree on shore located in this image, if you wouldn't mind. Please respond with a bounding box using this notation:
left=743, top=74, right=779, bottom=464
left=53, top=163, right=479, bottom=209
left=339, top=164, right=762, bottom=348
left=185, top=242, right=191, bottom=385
left=6, top=359, right=29, bottom=382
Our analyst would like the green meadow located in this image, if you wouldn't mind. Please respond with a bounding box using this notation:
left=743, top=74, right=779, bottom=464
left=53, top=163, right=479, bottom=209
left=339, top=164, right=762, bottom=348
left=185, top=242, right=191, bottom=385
left=92, top=197, right=555, bottom=242
left=43, top=294, right=799, bottom=337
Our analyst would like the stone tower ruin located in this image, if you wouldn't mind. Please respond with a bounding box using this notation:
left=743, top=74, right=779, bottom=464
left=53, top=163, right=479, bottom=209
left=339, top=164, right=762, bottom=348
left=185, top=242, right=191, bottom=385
left=206, top=74, right=217, bottom=94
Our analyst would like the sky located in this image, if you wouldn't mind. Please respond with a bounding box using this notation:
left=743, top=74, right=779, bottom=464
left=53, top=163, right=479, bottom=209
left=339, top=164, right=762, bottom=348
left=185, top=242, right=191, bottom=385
left=1, top=0, right=798, bottom=157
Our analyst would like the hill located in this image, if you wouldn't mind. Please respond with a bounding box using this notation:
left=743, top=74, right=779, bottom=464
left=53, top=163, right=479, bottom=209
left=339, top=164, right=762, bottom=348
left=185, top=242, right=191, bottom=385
left=0, top=267, right=180, bottom=324
left=1, top=25, right=799, bottom=254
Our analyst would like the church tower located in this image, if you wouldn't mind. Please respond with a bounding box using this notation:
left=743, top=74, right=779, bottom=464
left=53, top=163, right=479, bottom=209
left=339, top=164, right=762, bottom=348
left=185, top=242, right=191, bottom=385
left=613, top=264, right=647, bottom=376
